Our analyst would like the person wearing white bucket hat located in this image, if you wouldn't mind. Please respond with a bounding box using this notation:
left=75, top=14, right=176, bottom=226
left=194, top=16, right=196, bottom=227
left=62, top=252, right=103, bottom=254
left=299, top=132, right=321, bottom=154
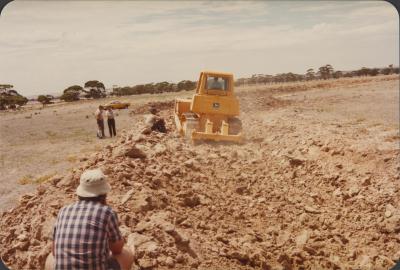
left=45, top=169, right=134, bottom=270
left=76, top=169, right=111, bottom=198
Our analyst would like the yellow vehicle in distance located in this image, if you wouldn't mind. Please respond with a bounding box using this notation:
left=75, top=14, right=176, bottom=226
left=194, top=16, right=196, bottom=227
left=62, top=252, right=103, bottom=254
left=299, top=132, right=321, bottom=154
left=104, top=100, right=130, bottom=109
left=174, top=71, right=243, bottom=143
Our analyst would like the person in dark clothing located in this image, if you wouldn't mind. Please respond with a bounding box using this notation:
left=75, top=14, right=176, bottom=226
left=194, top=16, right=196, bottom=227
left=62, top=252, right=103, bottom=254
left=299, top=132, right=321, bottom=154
left=148, top=106, right=167, bottom=133
left=106, top=107, right=116, bottom=137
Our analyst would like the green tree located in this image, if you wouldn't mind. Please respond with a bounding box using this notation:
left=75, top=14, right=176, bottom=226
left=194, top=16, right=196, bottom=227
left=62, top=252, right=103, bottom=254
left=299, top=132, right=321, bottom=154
left=0, top=97, right=6, bottom=110
left=0, top=86, right=28, bottom=110
left=61, top=85, right=84, bottom=101
left=357, top=67, right=370, bottom=76
left=318, top=64, right=334, bottom=80
left=87, top=89, right=102, bottom=99
left=0, top=95, right=28, bottom=110
left=381, top=68, right=390, bottom=75
left=84, top=80, right=106, bottom=98
left=332, top=71, right=343, bottom=79
left=84, top=80, right=105, bottom=89
left=326, top=64, right=334, bottom=77
left=15, top=96, right=28, bottom=106
left=37, top=95, right=52, bottom=107
left=306, top=68, right=315, bottom=80
left=60, top=91, right=80, bottom=102
left=367, top=68, right=379, bottom=76
left=64, top=85, right=83, bottom=93
left=177, top=80, right=196, bottom=91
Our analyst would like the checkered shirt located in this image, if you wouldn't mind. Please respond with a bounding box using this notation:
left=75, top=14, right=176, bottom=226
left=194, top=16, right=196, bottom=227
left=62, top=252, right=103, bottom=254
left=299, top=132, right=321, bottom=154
left=53, top=200, right=122, bottom=270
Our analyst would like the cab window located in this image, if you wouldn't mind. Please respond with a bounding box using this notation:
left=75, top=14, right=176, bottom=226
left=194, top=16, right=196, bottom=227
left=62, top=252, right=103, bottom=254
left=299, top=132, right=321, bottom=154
left=206, top=76, right=228, bottom=90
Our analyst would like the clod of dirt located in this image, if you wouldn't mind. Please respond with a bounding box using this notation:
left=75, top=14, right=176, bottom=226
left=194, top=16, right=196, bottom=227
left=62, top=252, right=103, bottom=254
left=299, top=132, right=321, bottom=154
left=304, top=205, right=321, bottom=214
left=113, top=145, right=147, bottom=159
left=138, top=258, right=157, bottom=269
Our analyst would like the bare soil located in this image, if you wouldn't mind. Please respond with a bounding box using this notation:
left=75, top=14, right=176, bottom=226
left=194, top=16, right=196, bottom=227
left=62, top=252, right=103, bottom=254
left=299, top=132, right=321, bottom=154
left=0, top=75, right=399, bottom=269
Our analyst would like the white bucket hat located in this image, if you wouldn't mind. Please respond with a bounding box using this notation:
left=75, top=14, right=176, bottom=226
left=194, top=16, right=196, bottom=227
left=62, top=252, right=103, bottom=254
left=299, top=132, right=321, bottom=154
left=76, top=169, right=111, bottom=197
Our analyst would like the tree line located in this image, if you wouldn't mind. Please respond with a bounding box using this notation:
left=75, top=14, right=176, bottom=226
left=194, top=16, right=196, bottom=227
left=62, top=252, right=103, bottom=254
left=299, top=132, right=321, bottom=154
left=235, top=64, right=399, bottom=86
left=59, top=80, right=196, bottom=102
left=1, top=64, right=398, bottom=109
left=111, top=80, right=196, bottom=96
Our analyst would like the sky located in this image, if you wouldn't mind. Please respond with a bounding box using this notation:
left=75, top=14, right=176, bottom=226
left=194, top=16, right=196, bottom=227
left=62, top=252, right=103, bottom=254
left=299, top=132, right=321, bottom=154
left=0, top=1, right=398, bottom=96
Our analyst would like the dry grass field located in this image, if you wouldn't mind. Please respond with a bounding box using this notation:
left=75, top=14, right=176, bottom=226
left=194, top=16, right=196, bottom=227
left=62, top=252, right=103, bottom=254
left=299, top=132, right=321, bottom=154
left=0, top=90, right=194, bottom=210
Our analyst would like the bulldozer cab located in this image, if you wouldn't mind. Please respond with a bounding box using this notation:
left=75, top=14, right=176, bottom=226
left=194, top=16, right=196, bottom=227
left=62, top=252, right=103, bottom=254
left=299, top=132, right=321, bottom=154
left=175, top=70, right=242, bottom=143
left=196, top=72, right=234, bottom=96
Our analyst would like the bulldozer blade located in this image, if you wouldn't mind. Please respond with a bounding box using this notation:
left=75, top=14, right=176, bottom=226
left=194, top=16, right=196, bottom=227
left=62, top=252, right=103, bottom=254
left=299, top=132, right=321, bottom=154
left=191, top=131, right=243, bottom=143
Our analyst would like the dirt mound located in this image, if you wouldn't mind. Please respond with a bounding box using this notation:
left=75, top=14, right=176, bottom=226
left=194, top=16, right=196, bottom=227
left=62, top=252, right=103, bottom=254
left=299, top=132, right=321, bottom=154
left=131, top=101, right=174, bottom=115
left=1, top=86, right=399, bottom=269
left=239, top=92, right=292, bottom=113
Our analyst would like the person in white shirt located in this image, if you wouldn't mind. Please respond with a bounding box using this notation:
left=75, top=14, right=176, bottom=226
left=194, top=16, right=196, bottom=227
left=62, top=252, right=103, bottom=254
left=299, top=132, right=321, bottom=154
left=106, top=107, right=116, bottom=137
left=95, top=106, right=105, bottom=138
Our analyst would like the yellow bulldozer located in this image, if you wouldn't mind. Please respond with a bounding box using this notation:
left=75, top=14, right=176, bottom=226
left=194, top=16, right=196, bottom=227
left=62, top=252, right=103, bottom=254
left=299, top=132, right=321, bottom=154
left=174, top=71, right=243, bottom=143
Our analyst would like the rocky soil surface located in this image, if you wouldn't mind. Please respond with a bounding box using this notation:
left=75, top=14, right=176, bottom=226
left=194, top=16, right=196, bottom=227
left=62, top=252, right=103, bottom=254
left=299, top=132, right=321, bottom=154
left=1, top=76, right=399, bottom=269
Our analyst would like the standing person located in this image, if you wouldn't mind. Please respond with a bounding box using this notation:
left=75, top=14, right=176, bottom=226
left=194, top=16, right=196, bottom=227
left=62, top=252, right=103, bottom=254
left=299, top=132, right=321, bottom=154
left=106, top=107, right=117, bottom=137
left=45, top=169, right=134, bottom=270
left=95, top=105, right=105, bottom=138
